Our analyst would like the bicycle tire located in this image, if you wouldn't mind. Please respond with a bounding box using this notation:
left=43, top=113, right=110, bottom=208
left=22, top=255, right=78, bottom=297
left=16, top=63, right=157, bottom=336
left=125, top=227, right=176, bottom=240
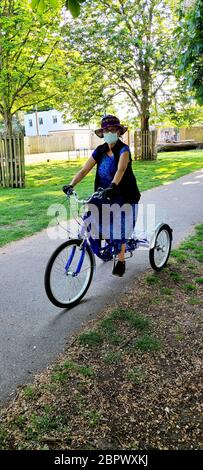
left=149, top=224, right=172, bottom=272
left=44, top=239, right=95, bottom=308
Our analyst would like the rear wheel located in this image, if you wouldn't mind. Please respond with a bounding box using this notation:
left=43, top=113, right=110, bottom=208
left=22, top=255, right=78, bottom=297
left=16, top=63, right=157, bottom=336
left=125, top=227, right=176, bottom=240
left=44, top=239, right=94, bottom=308
left=149, top=224, right=172, bottom=271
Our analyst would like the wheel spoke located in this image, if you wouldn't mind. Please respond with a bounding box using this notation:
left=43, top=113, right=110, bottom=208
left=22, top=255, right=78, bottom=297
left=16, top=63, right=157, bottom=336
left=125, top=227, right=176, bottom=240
left=46, top=242, right=93, bottom=307
left=153, top=228, right=171, bottom=269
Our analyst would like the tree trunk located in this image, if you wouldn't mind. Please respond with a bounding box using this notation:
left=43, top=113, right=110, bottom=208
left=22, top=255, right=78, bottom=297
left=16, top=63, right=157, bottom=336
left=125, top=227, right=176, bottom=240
left=140, top=109, right=157, bottom=160
left=134, top=118, right=157, bottom=160
left=141, top=115, right=149, bottom=132
left=140, top=110, right=149, bottom=160
left=4, top=111, right=13, bottom=137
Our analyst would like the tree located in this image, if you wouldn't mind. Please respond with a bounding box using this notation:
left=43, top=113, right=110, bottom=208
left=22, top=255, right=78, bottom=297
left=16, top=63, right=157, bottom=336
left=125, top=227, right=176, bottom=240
left=154, top=99, right=203, bottom=128
left=62, top=1, right=176, bottom=134
left=176, top=0, right=203, bottom=104
left=0, top=0, right=66, bottom=136
left=31, top=0, right=87, bottom=17
left=149, top=78, right=203, bottom=127
left=57, top=56, right=119, bottom=125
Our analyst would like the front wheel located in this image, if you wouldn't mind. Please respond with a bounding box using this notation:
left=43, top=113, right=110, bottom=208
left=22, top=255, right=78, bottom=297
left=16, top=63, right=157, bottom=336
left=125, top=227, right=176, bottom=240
left=149, top=224, right=172, bottom=271
left=44, top=239, right=95, bottom=308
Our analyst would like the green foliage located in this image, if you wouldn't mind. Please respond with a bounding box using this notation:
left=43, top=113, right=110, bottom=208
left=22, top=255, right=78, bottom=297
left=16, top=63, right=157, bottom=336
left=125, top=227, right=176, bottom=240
left=62, top=0, right=176, bottom=129
left=111, top=308, right=149, bottom=329
left=0, top=0, right=67, bottom=133
left=84, top=409, right=101, bottom=428
left=27, top=411, right=65, bottom=435
left=132, top=333, right=161, bottom=352
left=62, top=360, right=94, bottom=376
left=169, top=271, right=184, bottom=282
left=31, top=0, right=85, bottom=17
left=100, top=318, right=116, bottom=336
left=59, top=59, right=114, bottom=124
left=52, top=369, right=70, bottom=382
left=109, top=334, right=124, bottom=345
left=23, top=386, right=35, bottom=398
left=160, top=287, right=173, bottom=295
left=155, top=95, right=203, bottom=128
left=183, top=283, right=197, bottom=292
left=66, top=0, right=81, bottom=18
left=104, top=308, right=150, bottom=331
left=31, top=0, right=59, bottom=10
left=77, top=365, right=94, bottom=377
left=171, top=249, right=188, bottom=261
left=99, top=318, right=124, bottom=344
left=103, top=351, right=123, bottom=364
left=188, top=297, right=202, bottom=305
left=176, top=0, right=203, bottom=104
left=0, top=149, right=203, bottom=246
left=51, top=361, right=94, bottom=384
left=78, top=331, right=103, bottom=346
left=145, top=274, right=160, bottom=284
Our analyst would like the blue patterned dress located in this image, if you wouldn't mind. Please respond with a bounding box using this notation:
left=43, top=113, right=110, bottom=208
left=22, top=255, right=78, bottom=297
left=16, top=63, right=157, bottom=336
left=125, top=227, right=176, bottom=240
left=90, top=148, right=138, bottom=248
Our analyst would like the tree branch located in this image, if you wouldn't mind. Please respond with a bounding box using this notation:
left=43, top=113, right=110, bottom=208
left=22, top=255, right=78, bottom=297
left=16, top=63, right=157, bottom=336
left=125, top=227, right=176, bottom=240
left=152, top=77, right=168, bottom=98
left=12, top=93, right=58, bottom=115
left=12, top=27, right=33, bottom=64
left=118, top=0, right=133, bottom=34
left=79, top=56, right=142, bottom=106
left=101, top=0, right=121, bottom=16
left=118, top=85, right=141, bottom=113
left=10, top=41, right=58, bottom=109
left=27, top=32, right=49, bottom=75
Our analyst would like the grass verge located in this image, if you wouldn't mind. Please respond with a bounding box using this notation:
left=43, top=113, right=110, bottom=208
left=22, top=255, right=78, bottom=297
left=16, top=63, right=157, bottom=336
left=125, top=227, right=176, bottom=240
left=0, top=224, right=202, bottom=450
left=0, top=150, right=202, bottom=246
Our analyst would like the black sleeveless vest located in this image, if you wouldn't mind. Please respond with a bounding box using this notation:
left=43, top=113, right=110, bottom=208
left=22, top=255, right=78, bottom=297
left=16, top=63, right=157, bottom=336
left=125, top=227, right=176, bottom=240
left=94, top=139, right=141, bottom=203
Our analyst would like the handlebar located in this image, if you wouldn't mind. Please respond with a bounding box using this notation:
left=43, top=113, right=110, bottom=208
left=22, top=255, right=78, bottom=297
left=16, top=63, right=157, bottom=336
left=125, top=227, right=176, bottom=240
left=66, top=188, right=104, bottom=205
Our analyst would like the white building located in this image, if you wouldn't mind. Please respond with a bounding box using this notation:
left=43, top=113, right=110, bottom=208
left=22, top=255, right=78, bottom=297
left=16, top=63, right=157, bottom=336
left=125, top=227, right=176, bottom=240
left=24, top=109, right=92, bottom=136
left=24, top=109, right=94, bottom=147
left=24, top=108, right=102, bottom=153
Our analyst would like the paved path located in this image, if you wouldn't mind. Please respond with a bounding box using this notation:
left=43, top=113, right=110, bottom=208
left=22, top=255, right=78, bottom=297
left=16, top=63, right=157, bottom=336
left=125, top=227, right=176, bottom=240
left=0, top=170, right=202, bottom=404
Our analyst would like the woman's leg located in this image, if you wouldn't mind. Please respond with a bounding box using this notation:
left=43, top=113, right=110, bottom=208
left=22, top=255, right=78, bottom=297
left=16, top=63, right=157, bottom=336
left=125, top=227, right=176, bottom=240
left=118, top=243, right=126, bottom=262
left=112, top=242, right=126, bottom=276
left=115, top=203, right=137, bottom=265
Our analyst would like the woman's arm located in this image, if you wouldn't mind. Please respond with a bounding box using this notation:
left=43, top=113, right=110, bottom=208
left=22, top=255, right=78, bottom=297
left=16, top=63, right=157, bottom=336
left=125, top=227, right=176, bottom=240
left=112, top=151, right=129, bottom=185
left=70, top=156, right=96, bottom=187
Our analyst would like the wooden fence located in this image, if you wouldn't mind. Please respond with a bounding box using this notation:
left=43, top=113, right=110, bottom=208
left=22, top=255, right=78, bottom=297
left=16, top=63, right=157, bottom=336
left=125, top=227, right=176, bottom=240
left=134, top=130, right=157, bottom=160
left=0, top=134, right=25, bottom=188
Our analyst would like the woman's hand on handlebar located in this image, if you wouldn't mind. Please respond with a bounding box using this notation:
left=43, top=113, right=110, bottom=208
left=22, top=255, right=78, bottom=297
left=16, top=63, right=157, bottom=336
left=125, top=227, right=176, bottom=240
left=62, top=184, right=74, bottom=196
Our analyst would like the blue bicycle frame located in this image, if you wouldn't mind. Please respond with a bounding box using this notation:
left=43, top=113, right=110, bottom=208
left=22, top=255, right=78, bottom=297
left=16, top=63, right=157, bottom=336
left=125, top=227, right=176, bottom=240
left=64, top=194, right=149, bottom=276
left=65, top=224, right=148, bottom=277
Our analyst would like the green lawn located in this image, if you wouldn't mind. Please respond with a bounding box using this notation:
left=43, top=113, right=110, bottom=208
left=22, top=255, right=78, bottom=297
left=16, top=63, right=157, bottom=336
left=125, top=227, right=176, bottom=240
left=0, top=149, right=202, bottom=247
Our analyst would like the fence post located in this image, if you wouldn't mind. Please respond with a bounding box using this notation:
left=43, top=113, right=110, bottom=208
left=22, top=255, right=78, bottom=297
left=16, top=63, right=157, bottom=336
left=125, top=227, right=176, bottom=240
left=134, top=130, right=157, bottom=160
left=152, top=130, right=157, bottom=160
left=134, top=131, right=138, bottom=160
left=0, top=133, right=25, bottom=188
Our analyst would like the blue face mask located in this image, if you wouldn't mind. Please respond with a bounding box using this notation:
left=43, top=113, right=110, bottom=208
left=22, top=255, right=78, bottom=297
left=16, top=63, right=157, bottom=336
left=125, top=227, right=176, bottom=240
left=103, top=132, right=118, bottom=145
